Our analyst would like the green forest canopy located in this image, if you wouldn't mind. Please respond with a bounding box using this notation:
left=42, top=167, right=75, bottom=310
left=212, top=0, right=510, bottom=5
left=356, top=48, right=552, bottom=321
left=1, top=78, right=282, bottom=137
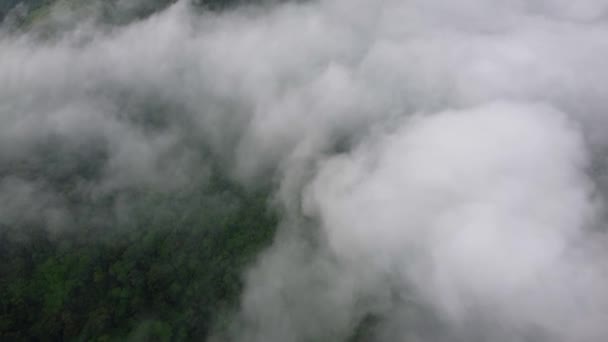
left=0, top=1, right=279, bottom=340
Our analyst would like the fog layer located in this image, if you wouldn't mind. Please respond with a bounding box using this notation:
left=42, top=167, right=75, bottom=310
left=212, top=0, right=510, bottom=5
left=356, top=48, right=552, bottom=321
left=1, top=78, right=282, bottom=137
left=2, top=1, right=608, bottom=341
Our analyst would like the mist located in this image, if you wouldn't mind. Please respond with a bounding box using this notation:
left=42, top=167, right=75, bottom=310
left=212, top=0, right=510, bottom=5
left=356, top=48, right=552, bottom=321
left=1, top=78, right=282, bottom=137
left=2, top=0, right=608, bottom=341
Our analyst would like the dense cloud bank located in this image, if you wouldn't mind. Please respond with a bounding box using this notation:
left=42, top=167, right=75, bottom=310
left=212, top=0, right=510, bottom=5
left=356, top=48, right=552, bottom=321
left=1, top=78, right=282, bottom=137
left=2, top=0, right=608, bottom=341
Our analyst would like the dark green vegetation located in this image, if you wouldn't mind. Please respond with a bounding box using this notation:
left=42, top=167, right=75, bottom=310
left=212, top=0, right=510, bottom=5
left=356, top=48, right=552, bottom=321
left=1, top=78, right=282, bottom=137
left=0, top=151, right=277, bottom=340
left=1, top=1, right=281, bottom=341
left=0, top=142, right=277, bottom=341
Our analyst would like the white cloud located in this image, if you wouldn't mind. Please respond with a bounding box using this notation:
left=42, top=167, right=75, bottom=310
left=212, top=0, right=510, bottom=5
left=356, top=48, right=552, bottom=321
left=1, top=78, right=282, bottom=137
left=2, top=1, right=608, bottom=340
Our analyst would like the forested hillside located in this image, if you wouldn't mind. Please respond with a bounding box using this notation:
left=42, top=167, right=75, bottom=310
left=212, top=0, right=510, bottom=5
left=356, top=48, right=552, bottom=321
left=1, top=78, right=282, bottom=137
left=0, top=150, right=277, bottom=340
left=0, top=1, right=278, bottom=340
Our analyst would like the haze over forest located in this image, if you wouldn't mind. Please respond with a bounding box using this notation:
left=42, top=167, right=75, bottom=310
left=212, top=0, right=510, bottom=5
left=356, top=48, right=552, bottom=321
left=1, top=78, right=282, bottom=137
left=1, top=0, right=608, bottom=341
